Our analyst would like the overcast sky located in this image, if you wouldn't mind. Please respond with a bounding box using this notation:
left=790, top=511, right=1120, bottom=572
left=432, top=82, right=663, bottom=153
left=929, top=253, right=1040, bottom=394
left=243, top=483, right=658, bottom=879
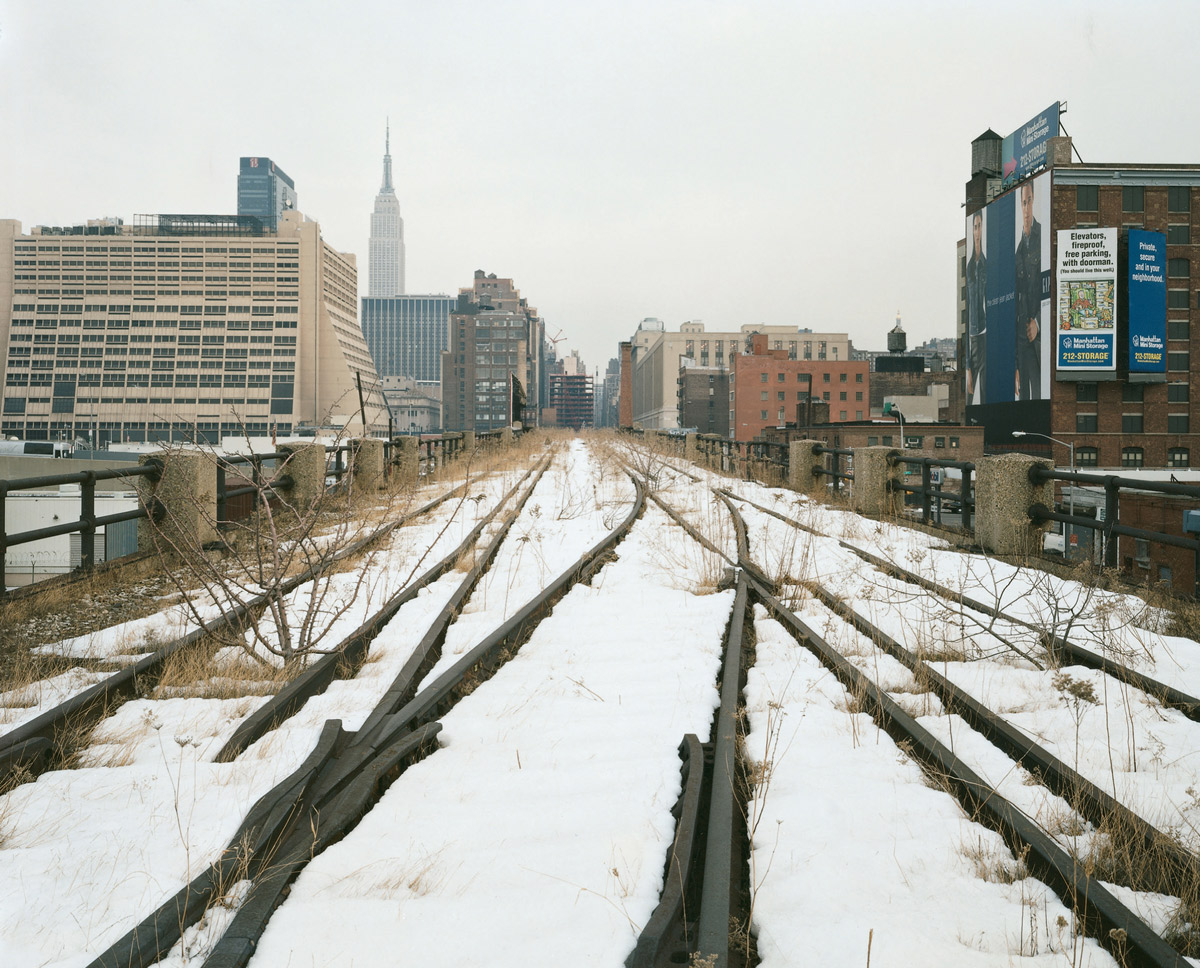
left=3, top=1, right=1199, bottom=375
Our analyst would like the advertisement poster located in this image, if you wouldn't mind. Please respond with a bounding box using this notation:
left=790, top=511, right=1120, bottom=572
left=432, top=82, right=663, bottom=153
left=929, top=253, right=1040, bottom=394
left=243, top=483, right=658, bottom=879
left=1001, top=103, right=1060, bottom=189
left=963, top=171, right=1051, bottom=405
left=1127, top=229, right=1166, bottom=373
left=1055, top=228, right=1118, bottom=371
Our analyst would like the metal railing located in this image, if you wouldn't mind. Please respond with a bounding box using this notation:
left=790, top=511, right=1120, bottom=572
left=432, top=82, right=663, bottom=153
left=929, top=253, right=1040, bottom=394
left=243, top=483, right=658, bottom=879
left=0, top=464, right=161, bottom=574
left=889, top=454, right=976, bottom=531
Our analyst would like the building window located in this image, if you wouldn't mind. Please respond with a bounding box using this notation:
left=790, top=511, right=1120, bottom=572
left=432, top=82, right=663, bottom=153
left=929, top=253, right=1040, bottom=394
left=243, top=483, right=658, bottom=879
left=855, top=373, right=863, bottom=383
left=822, top=373, right=830, bottom=383
left=839, top=372, right=847, bottom=383
left=1168, top=414, right=1190, bottom=433
left=1168, top=224, right=1191, bottom=245
left=777, top=391, right=785, bottom=401
left=1076, top=185, right=1098, bottom=211
left=882, top=435, right=893, bottom=446
left=856, top=410, right=863, bottom=420
left=1168, top=351, right=1190, bottom=371
left=1168, top=289, right=1190, bottom=309
left=1076, top=446, right=1099, bottom=467
left=760, top=390, right=768, bottom=401
left=1168, top=447, right=1190, bottom=467
left=760, top=372, right=768, bottom=383
left=777, top=372, right=785, bottom=382
left=760, top=410, right=767, bottom=419
left=1169, top=320, right=1189, bottom=340
left=1121, top=447, right=1144, bottom=468
left=1169, top=258, right=1190, bottom=278
left=1168, top=383, right=1189, bottom=403
left=949, top=437, right=959, bottom=448
left=1076, top=413, right=1098, bottom=432
left=867, top=436, right=878, bottom=446
left=855, top=391, right=863, bottom=401
left=1168, top=186, right=1191, bottom=212
left=1121, top=414, right=1144, bottom=433
left=839, top=410, right=847, bottom=420
left=1075, top=382, right=1098, bottom=402
left=1123, top=186, right=1145, bottom=212
left=934, top=436, right=946, bottom=448
left=839, top=391, right=847, bottom=401
left=1121, top=383, right=1144, bottom=403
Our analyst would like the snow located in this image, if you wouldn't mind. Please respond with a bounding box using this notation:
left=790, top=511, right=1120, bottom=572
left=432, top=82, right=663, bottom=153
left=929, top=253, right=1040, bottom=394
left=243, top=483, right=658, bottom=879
left=3, top=438, right=1199, bottom=967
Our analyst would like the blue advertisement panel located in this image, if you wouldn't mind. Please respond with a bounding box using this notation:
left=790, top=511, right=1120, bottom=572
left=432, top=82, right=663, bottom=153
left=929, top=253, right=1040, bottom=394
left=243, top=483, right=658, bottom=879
left=1128, top=229, right=1167, bottom=373
left=964, top=171, right=1051, bottom=405
left=1055, top=228, right=1117, bottom=371
left=1001, top=103, right=1060, bottom=189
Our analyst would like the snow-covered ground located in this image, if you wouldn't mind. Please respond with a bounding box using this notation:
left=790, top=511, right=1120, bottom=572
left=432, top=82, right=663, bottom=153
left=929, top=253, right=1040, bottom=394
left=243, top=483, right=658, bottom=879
left=2, top=437, right=1199, bottom=967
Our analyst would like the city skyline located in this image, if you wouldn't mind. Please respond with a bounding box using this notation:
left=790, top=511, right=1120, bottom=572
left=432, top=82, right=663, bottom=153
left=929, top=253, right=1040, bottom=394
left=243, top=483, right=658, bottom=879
left=5, top=2, right=1200, bottom=373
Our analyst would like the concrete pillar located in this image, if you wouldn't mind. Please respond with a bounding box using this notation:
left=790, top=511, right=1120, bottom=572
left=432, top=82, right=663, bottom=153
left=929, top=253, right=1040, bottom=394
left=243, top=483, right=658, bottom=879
left=391, top=435, right=419, bottom=487
left=787, top=440, right=825, bottom=498
left=684, top=433, right=699, bottom=466
left=851, top=446, right=902, bottom=516
left=974, top=454, right=1053, bottom=556
left=350, top=438, right=385, bottom=494
left=501, top=427, right=514, bottom=447
left=460, top=431, right=476, bottom=457
left=277, top=443, right=327, bottom=513
left=137, top=450, right=218, bottom=553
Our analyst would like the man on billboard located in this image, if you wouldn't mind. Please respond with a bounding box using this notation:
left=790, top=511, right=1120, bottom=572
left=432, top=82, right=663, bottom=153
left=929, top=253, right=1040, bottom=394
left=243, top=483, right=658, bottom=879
left=965, top=211, right=987, bottom=404
left=1014, top=180, right=1042, bottom=400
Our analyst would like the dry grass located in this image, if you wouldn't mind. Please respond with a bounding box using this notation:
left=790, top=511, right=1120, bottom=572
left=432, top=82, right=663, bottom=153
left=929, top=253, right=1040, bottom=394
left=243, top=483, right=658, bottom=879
left=152, top=644, right=300, bottom=700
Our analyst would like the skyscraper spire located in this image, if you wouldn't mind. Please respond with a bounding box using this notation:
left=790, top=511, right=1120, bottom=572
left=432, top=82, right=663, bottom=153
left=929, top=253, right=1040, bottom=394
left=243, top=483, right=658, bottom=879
left=369, top=120, right=405, bottom=296
left=381, top=120, right=394, bottom=194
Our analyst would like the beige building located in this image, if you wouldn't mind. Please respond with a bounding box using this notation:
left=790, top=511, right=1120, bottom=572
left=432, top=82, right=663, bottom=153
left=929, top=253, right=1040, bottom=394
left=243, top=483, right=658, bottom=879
left=0, top=211, right=388, bottom=446
left=630, top=319, right=853, bottom=429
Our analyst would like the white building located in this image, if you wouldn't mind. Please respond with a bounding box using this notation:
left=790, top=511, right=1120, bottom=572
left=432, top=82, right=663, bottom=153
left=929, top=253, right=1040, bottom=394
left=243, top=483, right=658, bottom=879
left=368, top=125, right=406, bottom=297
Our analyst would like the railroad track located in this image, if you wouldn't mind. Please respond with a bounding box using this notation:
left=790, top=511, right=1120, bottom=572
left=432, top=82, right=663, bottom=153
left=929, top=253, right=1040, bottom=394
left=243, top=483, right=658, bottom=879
left=0, top=470, right=510, bottom=786
left=50, top=449, right=646, bottom=967
left=639, top=481, right=1192, bottom=967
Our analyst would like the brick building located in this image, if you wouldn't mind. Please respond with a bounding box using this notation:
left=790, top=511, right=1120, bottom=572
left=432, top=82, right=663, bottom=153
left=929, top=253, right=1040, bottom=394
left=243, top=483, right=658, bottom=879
left=730, top=333, right=869, bottom=441
left=960, top=106, right=1198, bottom=470
left=677, top=364, right=729, bottom=435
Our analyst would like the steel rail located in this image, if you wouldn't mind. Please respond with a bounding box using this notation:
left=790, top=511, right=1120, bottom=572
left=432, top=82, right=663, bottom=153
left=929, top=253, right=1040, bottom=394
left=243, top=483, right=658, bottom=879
left=214, top=455, right=552, bottom=762
left=728, top=490, right=1200, bottom=722
left=748, top=574, right=1186, bottom=968
left=0, top=478, right=477, bottom=783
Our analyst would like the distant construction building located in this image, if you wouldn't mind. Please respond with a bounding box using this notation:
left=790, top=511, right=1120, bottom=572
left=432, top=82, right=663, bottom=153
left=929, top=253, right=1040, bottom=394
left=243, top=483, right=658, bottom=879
left=237, top=157, right=297, bottom=228
left=0, top=210, right=388, bottom=444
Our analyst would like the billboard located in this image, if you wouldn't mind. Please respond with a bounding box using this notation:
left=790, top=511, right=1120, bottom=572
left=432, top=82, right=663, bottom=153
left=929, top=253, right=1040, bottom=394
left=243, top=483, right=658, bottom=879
left=1002, top=103, right=1060, bottom=189
left=1127, top=229, right=1166, bottom=373
left=1055, top=228, right=1117, bottom=372
left=964, top=170, right=1052, bottom=406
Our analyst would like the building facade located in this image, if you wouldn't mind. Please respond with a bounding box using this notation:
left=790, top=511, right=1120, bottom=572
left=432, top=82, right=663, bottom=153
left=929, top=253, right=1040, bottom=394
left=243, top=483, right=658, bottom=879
left=547, top=372, right=594, bottom=430
left=730, top=334, right=870, bottom=441
left=361, top=294, right=452, bottom=385
left=678, top=364, right=729, bottom=435
left=441, top=271, right=544, bottom=432
left=631, top=320, right=854, bottom=429
left=368, top=127, right=405, bottom=297
left=380, top=376, right=441, bottom=434
left=0, top=210, right=388, bottom=444
left=960, top=110, right=1198, bottom=469
left=237, top=157, right=297, bottom=227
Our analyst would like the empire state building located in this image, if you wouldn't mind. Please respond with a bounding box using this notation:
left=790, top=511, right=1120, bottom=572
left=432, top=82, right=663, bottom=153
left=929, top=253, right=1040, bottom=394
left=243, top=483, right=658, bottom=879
left=368, top=125, right=405, bottom=296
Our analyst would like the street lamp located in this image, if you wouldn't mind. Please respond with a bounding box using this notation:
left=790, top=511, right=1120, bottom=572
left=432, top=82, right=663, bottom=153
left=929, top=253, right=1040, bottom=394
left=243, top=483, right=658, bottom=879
left=884, top=402, right=905, bottom=446
left=1013, top=430, right=1076, bottom=555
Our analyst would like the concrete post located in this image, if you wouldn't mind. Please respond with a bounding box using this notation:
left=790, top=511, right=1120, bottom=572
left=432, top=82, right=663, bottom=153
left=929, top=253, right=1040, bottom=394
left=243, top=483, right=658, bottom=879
left=350, top=438, right=386, bottom=494
left=851, top=446, right=902, bottom=516
left=277, top=443, right=327, bottom=513
left=137, top=450, right=218, bottom=553
left=501, top=427, right=514, bottom=447
left=684, top=433, right=699, bottom=467
left=787, top=440, right=825, bottom=498
left=391, top=435, right=419, bottom=487
left=974, top=454, right=1054, bottom=556
left=460, top=431, right=476, bottom=457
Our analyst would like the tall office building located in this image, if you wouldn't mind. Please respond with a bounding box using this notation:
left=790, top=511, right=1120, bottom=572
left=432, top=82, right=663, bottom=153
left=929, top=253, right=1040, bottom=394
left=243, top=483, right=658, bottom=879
left=0, top=210, right=388, bottom=444
left=361, top=295, right=452, bottom=384
left=442, top=271, right=544, bottom=431
left=368, top=126, right=405, bottom=297
left=237, top=157, right=297, bottom=228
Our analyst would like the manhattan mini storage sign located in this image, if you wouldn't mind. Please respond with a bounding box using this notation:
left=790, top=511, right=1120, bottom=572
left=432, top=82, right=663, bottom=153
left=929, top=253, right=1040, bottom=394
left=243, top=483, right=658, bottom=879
left=1127, top=229, right=1166, bottom=373
left=1056, top=228, right=1117, bottom=372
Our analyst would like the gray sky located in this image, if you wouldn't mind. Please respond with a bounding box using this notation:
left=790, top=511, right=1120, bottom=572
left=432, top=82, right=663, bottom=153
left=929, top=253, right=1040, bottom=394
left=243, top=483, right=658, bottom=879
left=3, top=0, right=1199, bottom=375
